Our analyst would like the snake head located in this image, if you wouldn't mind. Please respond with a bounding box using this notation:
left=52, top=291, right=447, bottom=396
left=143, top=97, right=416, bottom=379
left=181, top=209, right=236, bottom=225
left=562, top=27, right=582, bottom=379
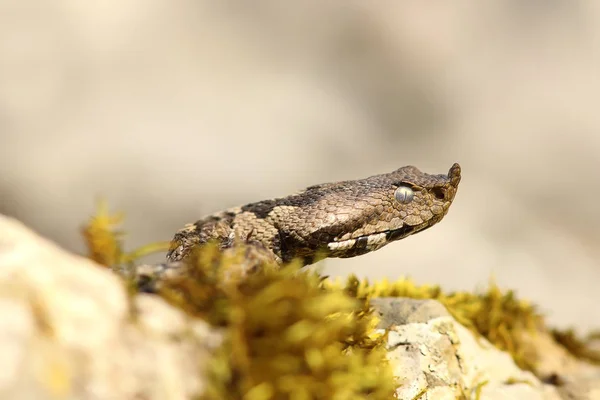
left=274, top=163, right=462, bottom=261
left=170, top=163, right=462, bottom=265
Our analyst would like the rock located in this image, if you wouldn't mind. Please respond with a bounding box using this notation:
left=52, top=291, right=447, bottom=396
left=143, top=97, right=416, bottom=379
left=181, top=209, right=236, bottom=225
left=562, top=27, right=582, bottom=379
left=373, top=298, right=563, bottom=400
left=0, top=214, right=221, bottom=400
left=521, top=330, right=600, bottom=400
left=371, top=297, right=450, bottom=327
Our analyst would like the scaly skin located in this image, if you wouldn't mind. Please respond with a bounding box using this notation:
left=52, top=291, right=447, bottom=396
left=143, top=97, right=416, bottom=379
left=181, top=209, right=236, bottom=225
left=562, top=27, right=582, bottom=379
left=168, top=163, right=461, bottom=264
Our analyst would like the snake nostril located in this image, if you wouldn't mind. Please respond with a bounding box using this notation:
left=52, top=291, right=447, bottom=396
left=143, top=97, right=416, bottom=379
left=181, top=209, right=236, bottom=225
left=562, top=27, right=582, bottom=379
left=432, top=188, right=445, bottom=201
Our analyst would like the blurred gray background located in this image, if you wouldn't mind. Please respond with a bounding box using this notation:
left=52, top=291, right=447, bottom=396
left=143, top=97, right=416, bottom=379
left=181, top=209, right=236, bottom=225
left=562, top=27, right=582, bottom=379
left=1, top=0, right=599, bottom=331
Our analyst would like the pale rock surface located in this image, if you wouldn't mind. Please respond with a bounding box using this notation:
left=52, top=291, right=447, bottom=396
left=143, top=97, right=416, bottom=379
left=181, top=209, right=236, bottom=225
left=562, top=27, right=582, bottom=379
left=524, top=331, right=600, bottom=400
left=372, top=298, right=565, bottom=400
left=0, top=214, right=221, bottom=400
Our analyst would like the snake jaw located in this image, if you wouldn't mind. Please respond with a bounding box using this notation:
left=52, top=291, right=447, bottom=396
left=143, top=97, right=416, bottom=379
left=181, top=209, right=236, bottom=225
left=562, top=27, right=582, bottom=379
left=326, top=216, right=439, bottom=258
left=327, top=232, right=387, bottom=253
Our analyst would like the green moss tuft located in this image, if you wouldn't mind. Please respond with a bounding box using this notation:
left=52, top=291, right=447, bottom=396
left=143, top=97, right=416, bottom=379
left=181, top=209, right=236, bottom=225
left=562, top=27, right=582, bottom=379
left=159, top=248, right=396, bottom=399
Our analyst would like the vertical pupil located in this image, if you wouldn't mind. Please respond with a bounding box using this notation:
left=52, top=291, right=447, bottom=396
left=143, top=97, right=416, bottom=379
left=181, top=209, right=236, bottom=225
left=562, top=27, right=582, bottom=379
left=395, top=186, right=414, bottom=204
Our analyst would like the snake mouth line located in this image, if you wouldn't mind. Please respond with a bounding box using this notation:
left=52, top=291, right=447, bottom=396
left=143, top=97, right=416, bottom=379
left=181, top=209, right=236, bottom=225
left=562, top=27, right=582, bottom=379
left=327, top=224, right=423, bottom=253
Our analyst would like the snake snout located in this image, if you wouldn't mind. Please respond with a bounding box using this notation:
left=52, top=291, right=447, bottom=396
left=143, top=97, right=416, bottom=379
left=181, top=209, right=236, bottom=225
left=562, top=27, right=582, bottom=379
left=448, top=163, right=461, bottom=187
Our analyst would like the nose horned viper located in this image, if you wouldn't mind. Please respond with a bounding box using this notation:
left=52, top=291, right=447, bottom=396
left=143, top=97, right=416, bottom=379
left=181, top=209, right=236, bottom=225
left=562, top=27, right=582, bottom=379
left=137, top=163, right=461, bottom=291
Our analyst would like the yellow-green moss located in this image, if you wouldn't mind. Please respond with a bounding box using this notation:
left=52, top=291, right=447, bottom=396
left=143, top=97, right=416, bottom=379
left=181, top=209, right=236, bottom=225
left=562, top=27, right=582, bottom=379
left=82, top=200, right=126, bottom=267
left=329, top=275, right=543, bottom=371
left=160, top=247, right=396, bottom=399
left=551, top=328, right=600, bottom=365
left=82, top=200, right=170, bottom=270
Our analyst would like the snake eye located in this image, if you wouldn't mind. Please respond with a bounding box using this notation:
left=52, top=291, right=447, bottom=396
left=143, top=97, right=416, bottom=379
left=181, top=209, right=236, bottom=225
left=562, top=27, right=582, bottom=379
left=394, top=185, right=414, bottom=204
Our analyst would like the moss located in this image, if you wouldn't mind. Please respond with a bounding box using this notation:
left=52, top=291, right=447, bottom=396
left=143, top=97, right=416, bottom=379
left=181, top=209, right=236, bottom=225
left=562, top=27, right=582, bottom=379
left=81, top=200, right=126, bottom=268
left=551, top=328, right=600, bottom=365
left=329, top=275, right=543, bottom=371
left=81, top=201, right=172, bottom=319
left=81, top=200, right=170, bottom=272
left=159, top=248, right=396, bottom=399
left=468, top=380, right=488, bottom=400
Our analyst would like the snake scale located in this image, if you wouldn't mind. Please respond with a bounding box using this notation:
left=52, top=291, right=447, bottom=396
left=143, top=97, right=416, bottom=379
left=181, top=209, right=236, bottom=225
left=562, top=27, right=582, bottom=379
left=136, top=163, right=461, bottom=291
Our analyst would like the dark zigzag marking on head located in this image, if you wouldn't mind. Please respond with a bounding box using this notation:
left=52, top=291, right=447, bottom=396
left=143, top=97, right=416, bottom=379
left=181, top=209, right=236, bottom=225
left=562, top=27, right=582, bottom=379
left=240, top=200, right=280, bottom=219
left=240, top=188, right=334, bottom=219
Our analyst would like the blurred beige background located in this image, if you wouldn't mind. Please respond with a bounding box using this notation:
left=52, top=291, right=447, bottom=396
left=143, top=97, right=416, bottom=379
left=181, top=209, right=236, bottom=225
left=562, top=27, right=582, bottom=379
left=1, top=0, right=599, bottom=330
